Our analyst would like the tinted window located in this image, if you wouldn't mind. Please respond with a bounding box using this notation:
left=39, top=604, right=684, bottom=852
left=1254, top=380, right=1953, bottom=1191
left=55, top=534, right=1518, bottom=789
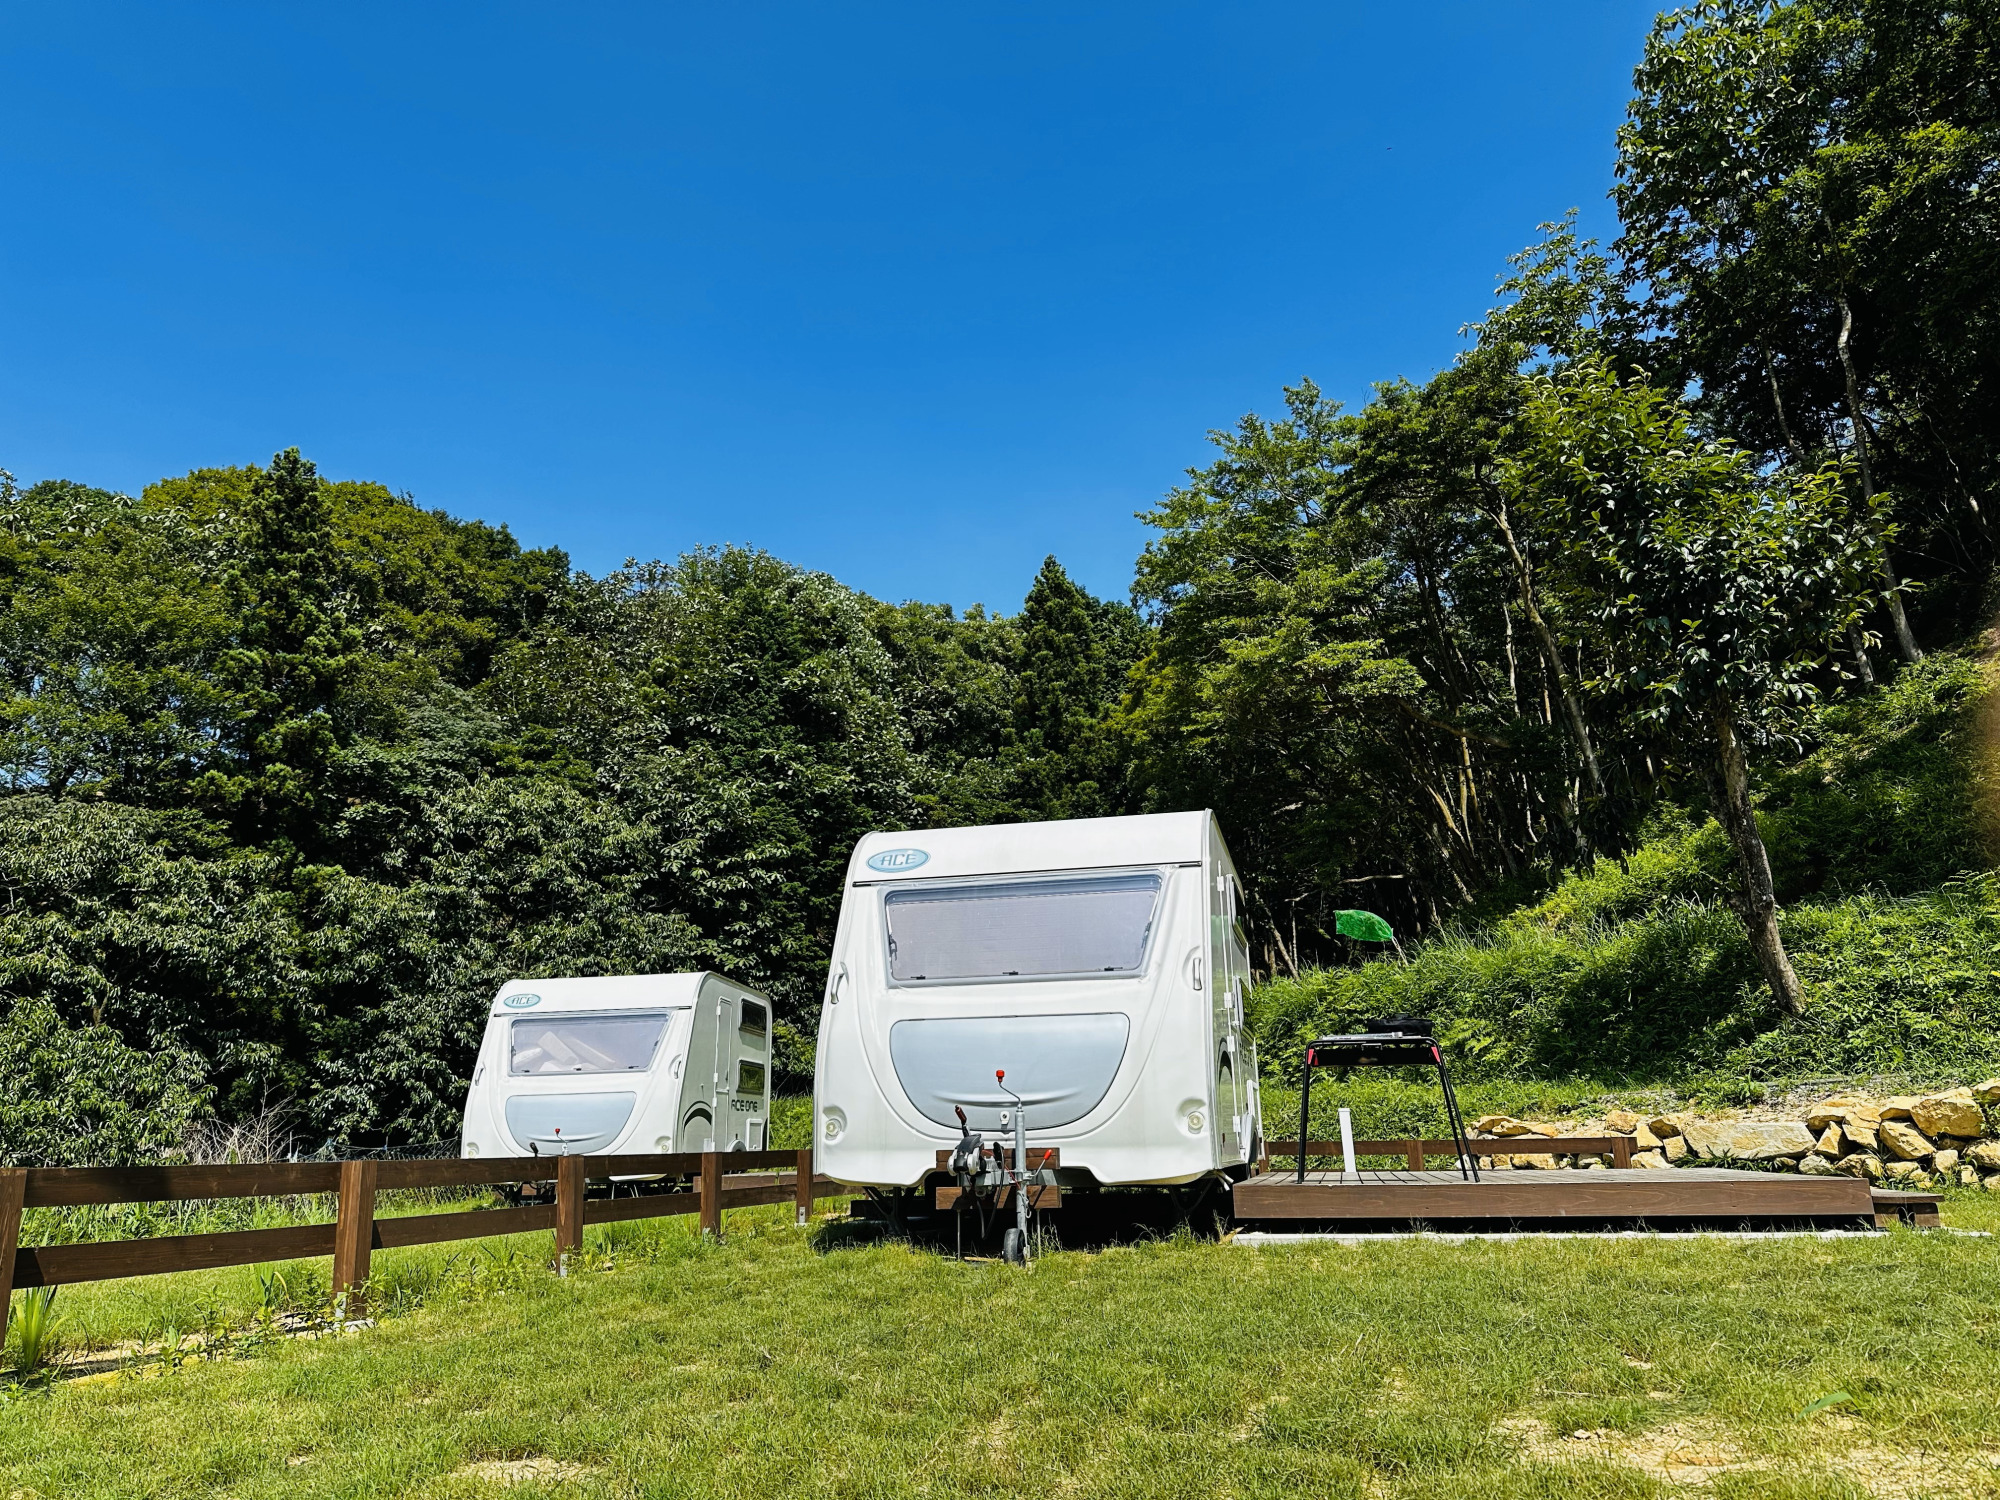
left=736, top=1060, right=767, bottom=1096
left=509, top=1012, right=671, bottom=1076
left=738, top=998, right=768, bottom=1039
left=884, top=871, right=1162, bottom=982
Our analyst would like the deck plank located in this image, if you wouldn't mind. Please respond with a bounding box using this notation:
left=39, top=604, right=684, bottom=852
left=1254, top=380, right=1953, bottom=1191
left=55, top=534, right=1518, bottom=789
left=1233, top=1167, right=1876, bottom=1222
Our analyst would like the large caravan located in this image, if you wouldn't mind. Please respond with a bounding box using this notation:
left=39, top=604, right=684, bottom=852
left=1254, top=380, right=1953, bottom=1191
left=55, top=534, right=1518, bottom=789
left=459, top=973, right=773, bottom=1161
left=813, top=811, right=1259, bottom=1192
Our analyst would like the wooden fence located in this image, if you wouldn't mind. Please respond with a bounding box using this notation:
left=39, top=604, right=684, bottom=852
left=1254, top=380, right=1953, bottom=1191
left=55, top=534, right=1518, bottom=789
left=1262, top=1136, right=1641, bottom=1170
left=0, top=1149, right=851, bottom=1347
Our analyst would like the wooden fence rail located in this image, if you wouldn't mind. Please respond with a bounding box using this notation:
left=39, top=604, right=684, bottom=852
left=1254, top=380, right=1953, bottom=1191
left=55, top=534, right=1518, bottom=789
left=1263, top=1136, right=1641, bottom=1170
left=0, top=1149, right=852, bottom=1347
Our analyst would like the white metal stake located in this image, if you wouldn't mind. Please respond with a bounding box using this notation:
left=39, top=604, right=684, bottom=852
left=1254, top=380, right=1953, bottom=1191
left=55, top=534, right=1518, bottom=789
left=1339, top=1107, right=1358, bottom=1183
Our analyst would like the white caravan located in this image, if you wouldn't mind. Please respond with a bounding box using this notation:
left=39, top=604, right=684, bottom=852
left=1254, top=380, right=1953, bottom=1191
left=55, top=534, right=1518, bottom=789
left=459, top=973, right=774, bottom=1161
left=813, top=811, right=1259, bottom=1191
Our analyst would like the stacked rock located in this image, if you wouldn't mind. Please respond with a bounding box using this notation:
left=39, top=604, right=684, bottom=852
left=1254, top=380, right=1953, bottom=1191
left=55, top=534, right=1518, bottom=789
left=1471, top=1109, right=1674, bottom=1170
left=1465, top=1079, right=2000, bottom=1185
left=1792, top=1083, right=2000, bottom=1188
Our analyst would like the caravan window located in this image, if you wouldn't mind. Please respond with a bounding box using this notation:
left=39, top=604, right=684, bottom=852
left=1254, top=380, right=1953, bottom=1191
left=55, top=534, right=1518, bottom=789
left=509, top=1012, right=671, bottom=1076
left=884, top=871, right=1163, bottom=983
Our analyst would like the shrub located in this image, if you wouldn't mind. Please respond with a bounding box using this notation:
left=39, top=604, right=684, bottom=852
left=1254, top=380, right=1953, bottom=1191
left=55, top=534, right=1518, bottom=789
left=0, top=996, right=211, bottom=1165
left=1251, top=898, right=1767, bottom=1085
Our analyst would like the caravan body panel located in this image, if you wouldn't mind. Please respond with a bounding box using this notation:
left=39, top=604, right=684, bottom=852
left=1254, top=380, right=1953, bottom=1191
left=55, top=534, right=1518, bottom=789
left=459, top=972, right=774, bottom=1161
left=813, top=811, right=1259, bottom=1189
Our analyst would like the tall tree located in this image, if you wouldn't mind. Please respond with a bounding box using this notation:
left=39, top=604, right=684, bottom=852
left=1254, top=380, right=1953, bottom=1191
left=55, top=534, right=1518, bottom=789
left=0, top=476, right=237, bottom=800
left=1125, top=382, right=1461, bottom=958
left=196, top=449, right=362, bottom=850
left=1006, top=557, right=1141, bottom=821
left=1615, top=0, right=2000, bottom=651
left=1014, top=557, right=1104, bottom=759
left=1510, top=358, right=1888, bottom=1015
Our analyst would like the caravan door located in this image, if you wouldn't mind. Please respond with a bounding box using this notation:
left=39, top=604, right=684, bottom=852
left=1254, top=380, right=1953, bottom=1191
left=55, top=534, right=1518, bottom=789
left=690, top=977, right=772, bottom=1152
left=680, top=987, right=721, bottom=1150
left=733, top=993, right=772, bottom=1149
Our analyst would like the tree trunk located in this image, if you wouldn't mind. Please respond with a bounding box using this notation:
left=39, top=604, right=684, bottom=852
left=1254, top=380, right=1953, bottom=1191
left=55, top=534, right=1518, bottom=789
left=1846, top=623, right=1877, bottom=688
left=1709, top=701, right=1806, bottom=1018
left=1835, top=296, right=1921, bottom=664
left=1482, top=485, right=1605, bottom=797
left=1501, top=600, right=1522, bottom=718
left=1763, top=346, right=1809, bottom=467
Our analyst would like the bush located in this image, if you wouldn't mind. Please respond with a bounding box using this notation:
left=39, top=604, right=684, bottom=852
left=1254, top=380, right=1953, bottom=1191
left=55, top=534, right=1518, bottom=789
left=0, top=996, right=211, bottom=1165
left=1251, top=897, right=1768, bottom=1086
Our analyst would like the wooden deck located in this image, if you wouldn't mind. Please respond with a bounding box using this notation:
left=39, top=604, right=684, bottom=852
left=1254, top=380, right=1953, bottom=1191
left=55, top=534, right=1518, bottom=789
left=1232, top=1167, right=1940, bottom=1230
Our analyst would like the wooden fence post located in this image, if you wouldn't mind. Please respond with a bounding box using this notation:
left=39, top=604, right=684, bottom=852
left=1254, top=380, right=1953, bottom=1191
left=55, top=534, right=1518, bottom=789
left=0, top=1168, right=26, bottom=1353
left=330, top=1159, right=378, bottom=1320
left=795, top=1148, right=813, bottom=1226
left=699, top=1150, right=722, bottom=1240
left=1405, top=1140, right=1424, bottom=1171
left=555, top=1156, right=585, bottom=1270
left=1612, top=1135, right=1634, bottom=1170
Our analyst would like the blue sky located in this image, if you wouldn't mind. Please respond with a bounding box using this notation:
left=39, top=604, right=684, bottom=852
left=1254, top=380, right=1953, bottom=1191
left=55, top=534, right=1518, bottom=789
left=3, top=3, right=1660, bottom=611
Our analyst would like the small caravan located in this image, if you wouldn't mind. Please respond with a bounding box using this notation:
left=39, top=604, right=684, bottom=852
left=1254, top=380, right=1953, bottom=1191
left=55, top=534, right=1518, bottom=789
left=459, top=973, right=774, bottom=1161
left=812, top=811, right=1260, bottom=1191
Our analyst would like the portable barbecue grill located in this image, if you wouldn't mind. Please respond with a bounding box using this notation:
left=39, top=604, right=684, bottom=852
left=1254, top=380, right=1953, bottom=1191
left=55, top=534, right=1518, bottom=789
left=1294, top=1016, right=1480, bottom=1183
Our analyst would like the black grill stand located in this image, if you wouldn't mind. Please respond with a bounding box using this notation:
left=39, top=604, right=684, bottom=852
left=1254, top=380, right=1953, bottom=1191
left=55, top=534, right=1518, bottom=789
left=1294, top=1026, right=1480, bottom=1184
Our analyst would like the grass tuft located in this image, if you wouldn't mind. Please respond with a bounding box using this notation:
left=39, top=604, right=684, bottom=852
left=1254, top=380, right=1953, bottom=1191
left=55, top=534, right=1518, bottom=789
left=8, top=1286, right=61, bottom=1375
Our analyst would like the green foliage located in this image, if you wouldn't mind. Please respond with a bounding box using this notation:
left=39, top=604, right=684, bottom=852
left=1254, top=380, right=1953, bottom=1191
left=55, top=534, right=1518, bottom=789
left=1499, top=809, right=1735, bottom=936
left=322, top=478, right=568, bottom=685
left=1006, top=556, right=1142, bottom=820
left=1254, top=897, right=1768, bottom=1086
left=1762, top=650, right=1992, bottom=898
left=1123, top=379, right=1478, bottom=949
left=1515, top=358, right=1882, bottom=740
left=869, top=600, right=1019, bottom=827
left=1732, top=877, right=2000, bottom=1079
left=0, top=997, right=209, bottom=1167
left=1470, top=208, right=1654, bottom=374
left=0, top=477, right=238, bottom=799
left=1511, top=355, right=1892, bottom=1010
left=0, top=460, right=1145, bottom=1152
left=6, top=1286, right=59, bottom=1374
left=1615, top=0, right=2000, bottom=639
left=1255, top=654, right=2000, bottom=1089
left=1259, top=877, right=2000, bottom=1091
left=194, top=448, right=364, bottom=848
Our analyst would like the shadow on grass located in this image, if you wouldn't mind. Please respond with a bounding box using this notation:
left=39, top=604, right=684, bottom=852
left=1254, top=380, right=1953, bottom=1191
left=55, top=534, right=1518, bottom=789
left=810, top=1180, right=1236, bottom=1258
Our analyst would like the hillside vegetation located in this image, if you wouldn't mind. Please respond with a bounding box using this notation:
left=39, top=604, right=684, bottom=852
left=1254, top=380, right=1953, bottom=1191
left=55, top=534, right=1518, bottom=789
left=1257, top=652, right=2000, bottom=1092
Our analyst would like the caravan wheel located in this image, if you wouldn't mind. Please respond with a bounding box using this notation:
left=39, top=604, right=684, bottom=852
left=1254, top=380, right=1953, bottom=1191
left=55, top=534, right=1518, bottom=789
left=1002, top=1227, right=1027, bottom=1265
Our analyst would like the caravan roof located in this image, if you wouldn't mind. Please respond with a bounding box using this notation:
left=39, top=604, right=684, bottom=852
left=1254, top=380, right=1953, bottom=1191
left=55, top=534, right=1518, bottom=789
left=847, top=811, right=1215, bottom=885
left=488, top=973, right=714, bottom=1016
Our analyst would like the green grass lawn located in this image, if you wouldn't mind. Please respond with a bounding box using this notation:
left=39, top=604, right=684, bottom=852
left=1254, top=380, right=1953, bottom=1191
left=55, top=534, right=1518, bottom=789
left=5, top=1190, right=2000, bottom=1499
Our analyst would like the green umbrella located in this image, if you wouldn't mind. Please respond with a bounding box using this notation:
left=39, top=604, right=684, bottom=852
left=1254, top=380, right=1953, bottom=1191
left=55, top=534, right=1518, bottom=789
left=1334, top=909, right=1394, bottom=943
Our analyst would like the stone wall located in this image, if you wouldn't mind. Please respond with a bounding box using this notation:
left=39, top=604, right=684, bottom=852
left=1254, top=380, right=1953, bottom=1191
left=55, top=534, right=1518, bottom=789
left=1468, top=1079, right=2000, bottom=1187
